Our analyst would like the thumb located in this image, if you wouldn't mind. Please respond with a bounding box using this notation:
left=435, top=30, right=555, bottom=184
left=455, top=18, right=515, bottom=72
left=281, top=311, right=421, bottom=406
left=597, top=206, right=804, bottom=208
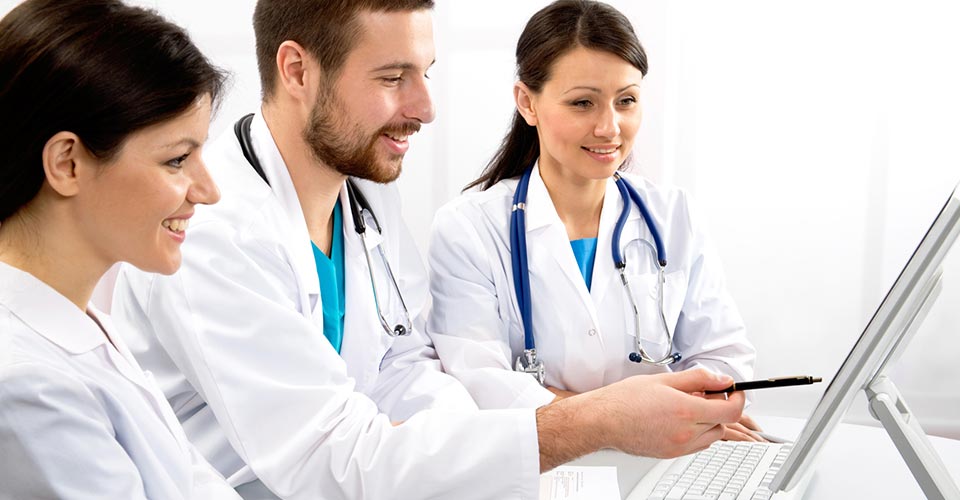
left=662, top=368, right=734, bottom=393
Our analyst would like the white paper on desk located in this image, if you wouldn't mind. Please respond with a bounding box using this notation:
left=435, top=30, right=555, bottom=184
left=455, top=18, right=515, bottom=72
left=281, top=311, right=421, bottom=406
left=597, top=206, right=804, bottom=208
left=539, top=466, right=620, bottom=500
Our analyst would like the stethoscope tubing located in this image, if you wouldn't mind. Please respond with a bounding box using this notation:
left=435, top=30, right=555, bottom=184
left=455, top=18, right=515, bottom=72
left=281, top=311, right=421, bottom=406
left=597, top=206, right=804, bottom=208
left=511, top=169, right=535, bottom=351
left=510, top=165, right=680, bottom=376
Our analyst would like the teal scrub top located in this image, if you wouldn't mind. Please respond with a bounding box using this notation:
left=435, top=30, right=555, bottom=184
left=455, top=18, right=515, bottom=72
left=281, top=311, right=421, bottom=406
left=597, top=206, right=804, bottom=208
left=570, top=237, right=598, bottom=291
left=311, top=201, right=346, bottom=353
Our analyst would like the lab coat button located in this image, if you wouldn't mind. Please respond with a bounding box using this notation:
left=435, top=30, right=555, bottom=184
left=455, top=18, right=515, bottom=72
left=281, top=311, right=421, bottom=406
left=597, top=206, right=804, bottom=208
left=588, top=328, right=597, bottom=337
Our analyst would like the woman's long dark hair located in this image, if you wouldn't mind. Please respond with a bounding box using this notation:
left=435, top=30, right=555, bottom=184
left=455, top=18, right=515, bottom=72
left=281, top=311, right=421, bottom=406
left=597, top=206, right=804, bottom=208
left=0, top=0, right=226, bottom=222
left=466, top=0, right=648, bottom=191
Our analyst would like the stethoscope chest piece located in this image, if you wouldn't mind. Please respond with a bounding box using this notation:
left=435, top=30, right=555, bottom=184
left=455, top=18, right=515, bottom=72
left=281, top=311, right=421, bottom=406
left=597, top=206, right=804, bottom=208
left=515, top=349, right=545, bottom=385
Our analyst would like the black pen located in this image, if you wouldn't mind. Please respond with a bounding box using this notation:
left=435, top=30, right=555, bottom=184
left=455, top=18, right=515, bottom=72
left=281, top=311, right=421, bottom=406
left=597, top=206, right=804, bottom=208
left=704, top=375, right=823, bottom=394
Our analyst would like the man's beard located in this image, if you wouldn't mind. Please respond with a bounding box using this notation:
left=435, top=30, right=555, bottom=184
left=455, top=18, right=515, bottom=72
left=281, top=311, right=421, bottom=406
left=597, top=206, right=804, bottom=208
left=304, top=88, right=421, bottom=184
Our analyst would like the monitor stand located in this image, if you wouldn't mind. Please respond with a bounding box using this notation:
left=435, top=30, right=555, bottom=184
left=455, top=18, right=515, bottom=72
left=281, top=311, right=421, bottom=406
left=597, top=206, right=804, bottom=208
left=864, top=271, right=960, bottom=500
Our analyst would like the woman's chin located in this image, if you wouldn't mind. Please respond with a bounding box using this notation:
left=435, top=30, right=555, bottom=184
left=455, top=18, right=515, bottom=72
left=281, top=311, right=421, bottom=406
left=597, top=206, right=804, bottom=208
left=129, top=253, right=182, bottom=276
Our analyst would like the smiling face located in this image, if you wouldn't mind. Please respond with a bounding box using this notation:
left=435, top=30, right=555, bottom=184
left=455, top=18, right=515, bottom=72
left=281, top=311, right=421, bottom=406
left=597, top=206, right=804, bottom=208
left=303, top=9, right=436, bottom=183
left=519, top=46, right=644, bottom=184
left=75, top=96, right=219, bottom=275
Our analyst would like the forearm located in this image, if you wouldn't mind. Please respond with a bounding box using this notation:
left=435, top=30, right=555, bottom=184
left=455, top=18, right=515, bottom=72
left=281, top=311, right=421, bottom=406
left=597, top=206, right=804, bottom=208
left=535, top=393, right=609, bottom=472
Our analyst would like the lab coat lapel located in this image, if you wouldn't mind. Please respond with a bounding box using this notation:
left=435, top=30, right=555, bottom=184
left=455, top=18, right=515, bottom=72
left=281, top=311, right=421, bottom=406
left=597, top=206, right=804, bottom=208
left=249, top=114, right=322, bottom=317
left=524, top=165, right=603, bottom=341
left=91, top=310, right=187, bottom=449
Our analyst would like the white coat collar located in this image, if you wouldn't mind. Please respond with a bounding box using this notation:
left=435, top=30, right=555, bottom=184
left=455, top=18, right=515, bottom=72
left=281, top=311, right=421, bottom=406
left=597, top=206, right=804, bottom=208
left=248, top=113, right=320, bottom=298
left=520, top=162, right=645, bottom=239
left=522, top=163, right=645, bottom=232
left=522, top=163, right=562, bottom=232
left=0, top=261, right=108, bottom=354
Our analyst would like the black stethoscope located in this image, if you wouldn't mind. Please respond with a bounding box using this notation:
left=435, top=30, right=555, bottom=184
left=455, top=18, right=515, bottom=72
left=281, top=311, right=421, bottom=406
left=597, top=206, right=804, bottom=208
left=511, top=165, right=681, bottom=385
left=234, top=113, right=411, bottom=337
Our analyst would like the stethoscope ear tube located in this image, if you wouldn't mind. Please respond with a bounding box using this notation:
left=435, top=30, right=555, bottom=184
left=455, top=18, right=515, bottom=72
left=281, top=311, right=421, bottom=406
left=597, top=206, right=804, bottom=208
left=615, top=173, right=667, bottom=268
left=611, top=175, right=632, bottom=269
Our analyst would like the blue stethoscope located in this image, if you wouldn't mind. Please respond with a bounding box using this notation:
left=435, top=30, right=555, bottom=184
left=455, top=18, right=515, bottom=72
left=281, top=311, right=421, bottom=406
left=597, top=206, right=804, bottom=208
left=511, top=166, right=682, bottom=384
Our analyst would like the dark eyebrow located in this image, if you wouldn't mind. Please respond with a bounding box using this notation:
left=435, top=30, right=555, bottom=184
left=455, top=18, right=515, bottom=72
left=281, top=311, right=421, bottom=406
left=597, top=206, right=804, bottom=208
left=562, top=83, right=641, bottom=95
left=371, top=59, right=436, bottom=73
left=161, top=138, right=203, bottom=150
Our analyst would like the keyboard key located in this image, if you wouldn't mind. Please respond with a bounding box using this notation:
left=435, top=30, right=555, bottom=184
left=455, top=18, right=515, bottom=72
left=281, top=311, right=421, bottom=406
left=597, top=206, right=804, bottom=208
left=665, top=486, right=688, bottom=500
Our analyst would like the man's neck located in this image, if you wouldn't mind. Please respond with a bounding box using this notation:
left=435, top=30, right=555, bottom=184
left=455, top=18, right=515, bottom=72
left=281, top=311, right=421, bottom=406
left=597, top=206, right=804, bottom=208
left=262, top=103, right=343, bottom=255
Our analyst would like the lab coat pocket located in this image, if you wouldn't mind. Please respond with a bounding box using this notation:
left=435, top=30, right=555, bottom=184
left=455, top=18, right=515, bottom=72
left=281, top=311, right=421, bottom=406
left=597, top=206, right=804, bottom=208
left=623, top=270, right=688, bottom=356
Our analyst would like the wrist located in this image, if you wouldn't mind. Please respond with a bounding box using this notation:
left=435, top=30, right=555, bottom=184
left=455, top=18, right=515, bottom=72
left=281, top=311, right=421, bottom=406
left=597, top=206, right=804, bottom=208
left=535, top=392, right=610, bottom=472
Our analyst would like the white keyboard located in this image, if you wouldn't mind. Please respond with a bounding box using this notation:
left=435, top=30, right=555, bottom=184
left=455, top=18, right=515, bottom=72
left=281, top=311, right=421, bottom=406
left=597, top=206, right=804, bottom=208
left=627, top=441, right=800, bottom=500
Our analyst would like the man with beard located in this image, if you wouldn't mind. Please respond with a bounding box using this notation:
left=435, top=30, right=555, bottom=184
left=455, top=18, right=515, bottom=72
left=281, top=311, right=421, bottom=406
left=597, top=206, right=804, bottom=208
left=111, top=1, right=746, bottom=499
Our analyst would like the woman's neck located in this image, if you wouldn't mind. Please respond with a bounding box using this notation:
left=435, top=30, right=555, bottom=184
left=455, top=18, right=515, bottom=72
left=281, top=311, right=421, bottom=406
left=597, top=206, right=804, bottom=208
left=538, top=160, right=607, bottom=241
left=0, top=208, right=108, bottom=311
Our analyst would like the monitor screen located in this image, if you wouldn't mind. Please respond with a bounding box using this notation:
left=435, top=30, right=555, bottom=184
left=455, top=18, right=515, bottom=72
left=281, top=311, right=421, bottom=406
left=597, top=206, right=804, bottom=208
left=770, top=183, right=960, bottom=492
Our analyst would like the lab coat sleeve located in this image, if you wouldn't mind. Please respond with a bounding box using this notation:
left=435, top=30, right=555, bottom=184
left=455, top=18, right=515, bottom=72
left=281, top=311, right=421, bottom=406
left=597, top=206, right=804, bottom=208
left=189, top=442, right=244, bottom=499
left=426, top=204, right=557, bottom=410
left=0, top=363, right=149, bottom=500
left=671, top=190, right=756, bottom=383
left=366, top=206, right=479, bottom=421
left=139, top=218, right=540, bottom=500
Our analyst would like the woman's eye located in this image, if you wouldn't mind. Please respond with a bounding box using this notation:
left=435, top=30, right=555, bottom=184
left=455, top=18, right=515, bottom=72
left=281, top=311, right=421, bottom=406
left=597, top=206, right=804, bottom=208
left=166, top=153, right=190, bottom=169
left=382, top=76, right=403, bottom=85
left=619, top=96, right=638, bottom=106
left=572, top=100, right=592, bottom=108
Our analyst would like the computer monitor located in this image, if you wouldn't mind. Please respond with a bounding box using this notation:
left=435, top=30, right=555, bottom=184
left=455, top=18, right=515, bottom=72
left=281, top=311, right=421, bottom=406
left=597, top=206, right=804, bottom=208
left=769, top=183, right=960, bottom=498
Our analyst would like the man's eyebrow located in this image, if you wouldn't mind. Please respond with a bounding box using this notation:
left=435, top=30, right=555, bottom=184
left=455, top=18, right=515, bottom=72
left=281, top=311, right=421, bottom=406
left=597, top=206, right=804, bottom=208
left=371, top=59, right=436, bottom=73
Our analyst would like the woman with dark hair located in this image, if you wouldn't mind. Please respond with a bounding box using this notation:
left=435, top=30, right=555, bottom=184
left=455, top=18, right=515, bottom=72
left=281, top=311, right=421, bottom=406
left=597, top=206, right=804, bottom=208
left=427, top=0, right=761, bottom=439
left=0, top=1, right=239, bottom=497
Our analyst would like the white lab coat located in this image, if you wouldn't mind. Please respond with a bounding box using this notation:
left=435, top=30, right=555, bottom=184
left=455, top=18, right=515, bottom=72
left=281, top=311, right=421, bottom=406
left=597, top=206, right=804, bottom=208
left=110, top=113, right=540, bottom=500
left=0, top=262, right=238, bottom=500
left=426, top=163, right=756, bottom=409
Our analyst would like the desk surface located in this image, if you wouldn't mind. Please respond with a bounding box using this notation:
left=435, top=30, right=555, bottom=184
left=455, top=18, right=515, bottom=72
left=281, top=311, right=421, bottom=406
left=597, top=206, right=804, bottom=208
left=566, top=415, right=960, bottom=499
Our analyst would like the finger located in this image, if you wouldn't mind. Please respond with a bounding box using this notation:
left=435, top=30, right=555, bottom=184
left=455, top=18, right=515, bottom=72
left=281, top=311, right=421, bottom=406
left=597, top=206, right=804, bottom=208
left=739, top=413, right=763, bottom=432
left=661, top=368, right=734, bottom=394
left=692, top=390, right=745, bottom=424
left=722, top=423, right=760, bottom=442
left=686, top=423, right=725, bottom=454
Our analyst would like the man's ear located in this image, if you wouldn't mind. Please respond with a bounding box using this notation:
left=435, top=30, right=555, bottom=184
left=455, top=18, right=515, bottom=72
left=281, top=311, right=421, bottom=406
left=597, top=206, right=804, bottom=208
left=41, top=132, right=84, bottom=197
left=276, top=40, right=322, bottom=104
left=514, top=81, right=539, bottom=127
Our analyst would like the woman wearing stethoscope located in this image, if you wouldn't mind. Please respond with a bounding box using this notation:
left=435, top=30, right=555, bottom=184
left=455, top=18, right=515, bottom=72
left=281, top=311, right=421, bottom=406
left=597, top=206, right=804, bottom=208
left=427, top=0, right=760, bottom=440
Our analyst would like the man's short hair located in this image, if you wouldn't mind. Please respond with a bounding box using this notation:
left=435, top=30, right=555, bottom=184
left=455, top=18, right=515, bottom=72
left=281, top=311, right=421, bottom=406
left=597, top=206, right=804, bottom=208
left=254, top=0, right=435, bottom=100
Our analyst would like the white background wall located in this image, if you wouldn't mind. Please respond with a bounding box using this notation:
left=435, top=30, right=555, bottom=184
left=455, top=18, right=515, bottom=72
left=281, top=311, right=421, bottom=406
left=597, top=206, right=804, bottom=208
left=4, top=0, right=958, bottom=438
